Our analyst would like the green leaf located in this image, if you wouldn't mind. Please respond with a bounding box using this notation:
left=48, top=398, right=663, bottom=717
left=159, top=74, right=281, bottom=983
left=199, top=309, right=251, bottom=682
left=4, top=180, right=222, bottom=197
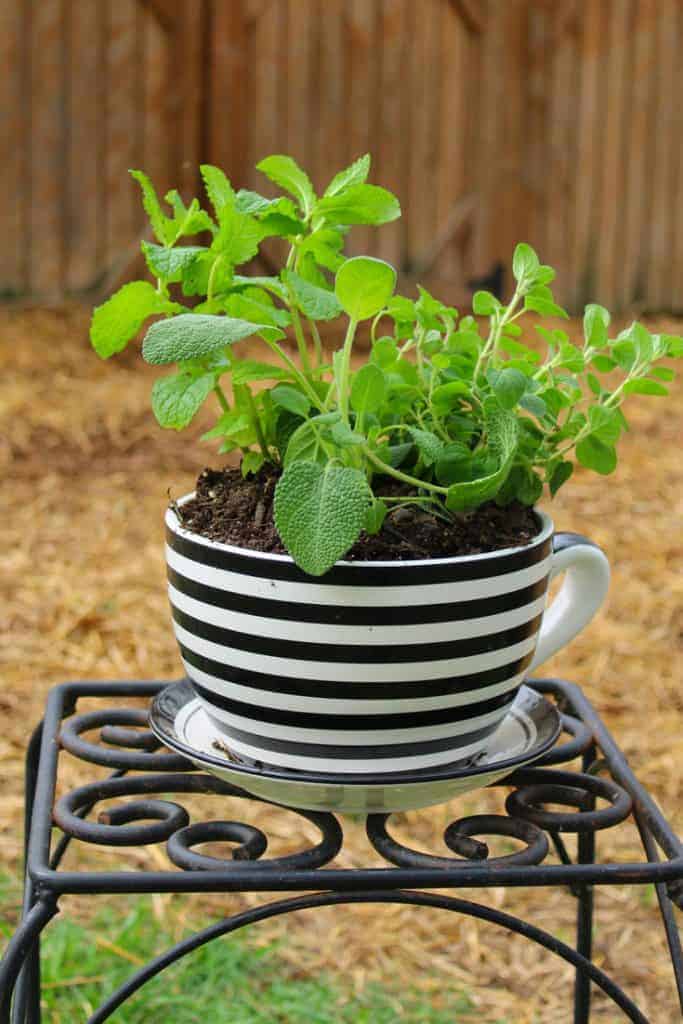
left=200, top=164, right=235, bottom=221
left=515, top=467, right=543, bottom=505
left=141, top=243, right=206, bottom=282
left=90, top=282, right=179, bottom=359
left=549, top=460, right=573, bottom=497
left=666, top=335, right=683, bottom=357
left=627, top=321, right=654, bottom=363
left=519, top=393, right=547, bottom=419
left=130, top=170, right=174, bottom=245
left=649, top=366, right=675, bottom=381
left=524, top=295, right=569, bottom=319
left=335, top=256, right=396, bottom=321
left=588, top=405, right=621, bottom=443
left=431, top=380, right=471, bottom=410
left=316, top=184, right=401, bottom=226
left=472, top=291, right=498, bottom=316
left=584, top=303, right=610, bottom=348
left=371, top=337, right=399, bottom=368
left=241, top=450, right=265, bottom=476
left=151, top=372, right=214, bottom=430
left=445, top=404, right=518, bottom=512
left=365, top=498, right=387, bottom=535
left=324, top=154, right=371, bottom=196
left=611, top=338, right=637, bottom=371
left=408, top=428, right=443, bottom=467
left=274, top=461, right=371, bottom=575
left=587, top=373, right=602, bottom=395
left=512, top=242, right=539, bottom=283
left=284, top=418, right=329, bottom=465
left=201, top=410, right=251, bottom=442
left=576, top=435, right=617, bottom=474
left=283, top=269, right=342, bottom=321
left=212, top=205, right=265, bottom=266
left=142, top=314, right=278, bottom=365
left=164, top=192, right=214, bottom=236
left=622, top=378, right=669, bottom=396
left=257, top=154, right=316, bottom=217
left=350, top=364, right=387, bottom=414
left=329, top=420, right=365, bottom=447
left=435, top=442, right=472, bottom=486
left=230, top=360, right=292, bottom=384
left=271, top=384, right=311, bottom=418
left=590, top=354, right=617, bottom=372
left=233, top=274, right=287, bottom=300
left=490, top=367, right=528, bottom=409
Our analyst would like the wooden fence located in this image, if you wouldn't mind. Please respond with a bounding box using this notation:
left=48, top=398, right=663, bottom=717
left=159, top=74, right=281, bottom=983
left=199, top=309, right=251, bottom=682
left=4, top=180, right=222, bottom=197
left=1, top=0, right=682, bottom=313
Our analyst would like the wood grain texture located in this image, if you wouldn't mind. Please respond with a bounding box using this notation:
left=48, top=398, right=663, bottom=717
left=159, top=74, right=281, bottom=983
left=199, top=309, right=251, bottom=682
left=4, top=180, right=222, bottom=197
left=0, top=0, right=26, bottom=294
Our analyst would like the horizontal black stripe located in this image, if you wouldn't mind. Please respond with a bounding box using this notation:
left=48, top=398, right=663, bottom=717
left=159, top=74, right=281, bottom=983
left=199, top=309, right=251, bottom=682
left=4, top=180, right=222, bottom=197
left=180, top=645, right=535, bottom=697
left=202, top=718, right=502, bottom=760
left=193, top=681, right=518, bottom=729
left=168, top=568, right=549, bottom=626
left=171, top=607, right=543, bottom=663
left=167, top=522, right=550, bottom=586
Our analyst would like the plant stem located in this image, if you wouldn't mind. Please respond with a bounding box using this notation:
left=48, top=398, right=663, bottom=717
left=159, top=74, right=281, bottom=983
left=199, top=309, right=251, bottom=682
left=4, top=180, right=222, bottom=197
left=286, top=286, right=313, bottom=376
left=242, top=386, right=270, bottom=462
left=361, top=444, right=448, bottom=496
left=206, top=255, right=224, bottom=304
left=307, top=317, right=324, bottom=371
left=337, top=317, right=359, bottom=422
left=214, top=384, right=230, bottom=412
left=262, top=338, right=322, bottom=409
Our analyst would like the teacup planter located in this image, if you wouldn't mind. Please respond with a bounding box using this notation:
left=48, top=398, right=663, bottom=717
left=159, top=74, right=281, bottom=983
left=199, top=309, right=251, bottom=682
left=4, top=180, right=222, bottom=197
left=166, top=503, right=608, bottom=774
left=90, top=152, right=681, bottom=804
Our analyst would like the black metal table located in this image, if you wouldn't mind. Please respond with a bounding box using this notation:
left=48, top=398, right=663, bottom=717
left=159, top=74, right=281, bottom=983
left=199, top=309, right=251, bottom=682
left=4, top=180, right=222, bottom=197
left=1, top=678, right=682, bottom=1023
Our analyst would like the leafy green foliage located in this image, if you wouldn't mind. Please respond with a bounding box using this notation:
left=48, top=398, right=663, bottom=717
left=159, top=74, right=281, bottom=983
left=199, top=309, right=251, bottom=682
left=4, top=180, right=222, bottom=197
left=91, top=158, right=683, bottom=574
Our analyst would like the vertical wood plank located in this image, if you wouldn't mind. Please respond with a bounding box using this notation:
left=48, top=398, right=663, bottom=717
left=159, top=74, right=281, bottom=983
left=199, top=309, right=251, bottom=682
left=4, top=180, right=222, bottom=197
left=65, top=0, right=101, bottom=292
left=209, top=0, right=248, bottom=181
left=285, top=0, right=314, bottom=175
left=248, top=0, right=280, bottom=183
left=672, top=0, right=683, bottom=312
left=346, top=0, right=376, bottom=255
left=105, top=0, right=138, bottom=273
left=29, top=0, right=64, bottom=296
left=525, top=4, right=549, bottom=260
left=569, top=0, right=608, bottom=309
left=317, top=0, right=346, bottom=195
left=408, top=0, right=441, bottom=272
left=0, top=0, right=25, bottom=294
left=144, top=11, right=171, bottom=203
left=175, top=0, right=207, bottom=199
left=594, top=0, right=631, bottom=309
left=376, top=0, right=407, bottom=267
left=434, top=7, right=466, bottom=285
left=646, top=0, right=678, bottom=309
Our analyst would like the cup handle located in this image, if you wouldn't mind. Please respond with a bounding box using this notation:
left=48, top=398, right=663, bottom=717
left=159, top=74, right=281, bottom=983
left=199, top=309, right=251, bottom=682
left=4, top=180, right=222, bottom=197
left=529, top=533, right=610, bottom=672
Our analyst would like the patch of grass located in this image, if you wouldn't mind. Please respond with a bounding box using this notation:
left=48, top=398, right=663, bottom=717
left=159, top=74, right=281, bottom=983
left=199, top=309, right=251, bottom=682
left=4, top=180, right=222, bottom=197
left=2, top=891, right=474, bottom=1023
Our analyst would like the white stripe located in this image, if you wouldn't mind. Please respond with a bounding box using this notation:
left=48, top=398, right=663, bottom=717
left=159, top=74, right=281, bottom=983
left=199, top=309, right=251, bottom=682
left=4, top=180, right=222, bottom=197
left=197, top=695, right=509, bottom=744
left=209, top=730, right=504, bottom=773
left=166, top=545, right=552, bottom=608
left=174, top=622, right=538, bottom=682
left=182, top=659, right=527, bottom=713
left=168, top=583, right=547, bottom=646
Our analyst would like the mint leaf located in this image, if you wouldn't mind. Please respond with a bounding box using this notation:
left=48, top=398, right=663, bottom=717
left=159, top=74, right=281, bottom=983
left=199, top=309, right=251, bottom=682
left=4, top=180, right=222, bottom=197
left=316, top=184, right=400, bottom=226
left=324, top=154, right=371, bottom=197
left=164, top=191, right=214, bottom=236
left=445, top=405, right=518, bottom=512
left=141, top=243, right=206, bottom=282
left=90, top=282, right=179, bottom=359
left=142, top=314, right=278, bottom=365
left=256, top=155, right=316, bottom=217
left=335, top=256, right=396, bottom=320
left=130, top=170, right=174, bottom=245
left=271, top=384, right=311, bottom=418
left=350, top=364, right=387, bottom=413
left=151, top=372, right=214, bottom=429
left=212, top=206, right=265, bottom=265
left=283, top=269, right=342, bottom=320
left=200, top=164, right=235, bottom=221
left=576, top=435, right=617, bottom=474
left=274, top=461, right=371, bottom=575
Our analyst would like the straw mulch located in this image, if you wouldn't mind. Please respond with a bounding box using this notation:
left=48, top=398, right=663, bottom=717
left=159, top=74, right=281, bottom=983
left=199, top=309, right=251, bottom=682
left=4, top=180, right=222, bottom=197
left=1, top=304, right=681, bottom=1022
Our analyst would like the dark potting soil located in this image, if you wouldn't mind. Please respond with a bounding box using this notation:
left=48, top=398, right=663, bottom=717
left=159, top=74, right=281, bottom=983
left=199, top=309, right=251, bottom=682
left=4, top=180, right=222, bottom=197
left=173, top=465, right=541, bottom=561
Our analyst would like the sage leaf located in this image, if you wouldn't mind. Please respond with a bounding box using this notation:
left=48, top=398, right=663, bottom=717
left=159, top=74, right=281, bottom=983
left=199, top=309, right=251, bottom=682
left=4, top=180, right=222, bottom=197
left=271, top=384, right=311, bottom=418
left=274, top=461, right=371, bottom=575
left=283, top=269, right=342, bottom=321
left=142, top=314, right=279, bottom=365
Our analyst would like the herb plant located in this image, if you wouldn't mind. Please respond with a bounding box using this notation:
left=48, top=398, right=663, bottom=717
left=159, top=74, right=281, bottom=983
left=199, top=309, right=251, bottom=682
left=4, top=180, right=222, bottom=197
left=90, top=154, right=683, bottom=575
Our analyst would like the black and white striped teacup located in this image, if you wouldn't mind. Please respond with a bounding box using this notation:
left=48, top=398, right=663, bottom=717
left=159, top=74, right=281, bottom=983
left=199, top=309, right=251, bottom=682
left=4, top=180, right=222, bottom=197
left=165, top=503, right=609, bottom=774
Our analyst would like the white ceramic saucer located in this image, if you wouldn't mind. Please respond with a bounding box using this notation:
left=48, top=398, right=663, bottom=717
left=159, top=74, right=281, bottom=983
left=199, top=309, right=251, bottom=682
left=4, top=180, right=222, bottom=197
left=149, top=681, right=561, bottom=814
